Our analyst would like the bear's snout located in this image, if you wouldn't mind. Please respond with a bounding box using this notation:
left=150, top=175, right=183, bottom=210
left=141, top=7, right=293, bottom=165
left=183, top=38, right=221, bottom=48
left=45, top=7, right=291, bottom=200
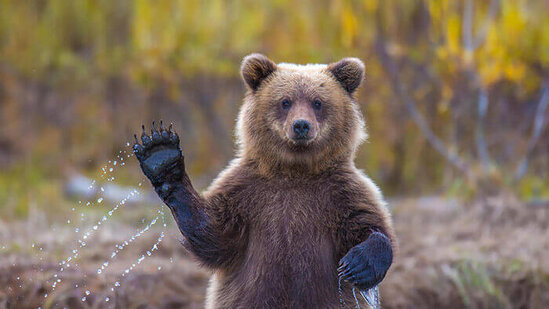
left=293, top=119, right=311, bottom=139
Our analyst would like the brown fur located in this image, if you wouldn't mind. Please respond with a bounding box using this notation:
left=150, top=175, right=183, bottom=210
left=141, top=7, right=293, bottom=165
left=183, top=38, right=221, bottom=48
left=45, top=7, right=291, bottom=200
left=194, top=55, right=395, bottom=308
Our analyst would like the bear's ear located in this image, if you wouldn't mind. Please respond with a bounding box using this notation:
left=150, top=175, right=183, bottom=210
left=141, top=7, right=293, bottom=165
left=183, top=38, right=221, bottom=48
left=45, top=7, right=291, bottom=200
left=241, top=53, right=277, bottom=92
left=327, top=58, right=365, bottom=94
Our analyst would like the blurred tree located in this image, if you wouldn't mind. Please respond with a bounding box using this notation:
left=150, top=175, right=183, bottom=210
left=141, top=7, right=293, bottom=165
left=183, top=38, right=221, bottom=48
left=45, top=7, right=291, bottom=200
left=0, top=0, right=547, bottom=202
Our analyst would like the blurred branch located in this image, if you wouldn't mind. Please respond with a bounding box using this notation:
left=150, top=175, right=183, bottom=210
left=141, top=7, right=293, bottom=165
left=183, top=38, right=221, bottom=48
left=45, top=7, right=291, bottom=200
left=514, top=83, right=549, bottom=180
left=374, top=35, right=471, bottom=176
left=463, top=0, right=499, bottom=171
left=473, top=0, right=500, bottom=49
left=463, top=0, right=500, bottom=51
left=475, top=88, right=491, bottom=169
left=462, top=0, right=474, bottom=51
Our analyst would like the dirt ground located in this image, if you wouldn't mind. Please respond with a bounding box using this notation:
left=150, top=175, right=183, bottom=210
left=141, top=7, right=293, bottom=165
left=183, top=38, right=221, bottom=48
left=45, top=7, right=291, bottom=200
left=1, top=196, right=548, bottom=309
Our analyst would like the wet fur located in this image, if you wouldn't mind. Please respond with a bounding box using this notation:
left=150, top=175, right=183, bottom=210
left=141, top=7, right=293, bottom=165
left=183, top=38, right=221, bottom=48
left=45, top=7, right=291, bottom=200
left=134, top=55, right=396, bottom=308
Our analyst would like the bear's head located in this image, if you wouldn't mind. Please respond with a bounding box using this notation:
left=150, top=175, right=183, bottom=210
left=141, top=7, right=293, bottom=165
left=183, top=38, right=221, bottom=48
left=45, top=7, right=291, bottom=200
left=236, top=53, right=367, bottom=174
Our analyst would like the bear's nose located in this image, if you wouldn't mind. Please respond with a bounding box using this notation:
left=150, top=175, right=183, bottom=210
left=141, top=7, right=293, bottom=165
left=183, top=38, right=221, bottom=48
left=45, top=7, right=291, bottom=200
left=293, top=119, right=310, bottom=138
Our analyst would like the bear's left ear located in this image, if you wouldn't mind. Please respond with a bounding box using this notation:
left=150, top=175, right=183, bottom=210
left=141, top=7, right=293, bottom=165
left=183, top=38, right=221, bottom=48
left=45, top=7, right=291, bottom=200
left=327, top=58, right=365, bottom=94
left=241, top=53, right=277, bottom=92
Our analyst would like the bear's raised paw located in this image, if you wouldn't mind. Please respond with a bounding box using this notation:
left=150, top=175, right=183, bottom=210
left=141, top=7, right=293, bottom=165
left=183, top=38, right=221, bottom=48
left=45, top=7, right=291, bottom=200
left=133, top=121, right=185, bottom=187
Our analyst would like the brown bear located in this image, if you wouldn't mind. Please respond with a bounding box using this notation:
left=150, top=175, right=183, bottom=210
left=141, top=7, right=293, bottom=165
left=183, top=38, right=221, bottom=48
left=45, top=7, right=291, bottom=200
left=133, top=54, right=396, bottom=308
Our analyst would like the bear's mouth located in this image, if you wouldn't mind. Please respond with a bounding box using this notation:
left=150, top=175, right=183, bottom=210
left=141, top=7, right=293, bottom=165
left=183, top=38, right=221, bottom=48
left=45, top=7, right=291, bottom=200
left=286, top=131, right=317, bottom=146
left=293, top=136, right=312, bottom=143
left=287, top=136, right=316, bottom=150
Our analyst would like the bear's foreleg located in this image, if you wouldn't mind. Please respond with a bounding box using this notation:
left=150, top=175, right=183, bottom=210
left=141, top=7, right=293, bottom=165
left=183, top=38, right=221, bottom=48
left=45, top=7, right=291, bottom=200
left=133, top=122, right=234, bottom=267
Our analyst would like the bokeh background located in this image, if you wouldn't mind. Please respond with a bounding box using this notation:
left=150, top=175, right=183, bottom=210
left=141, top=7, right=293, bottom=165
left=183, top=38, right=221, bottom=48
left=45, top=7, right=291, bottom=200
left=0, top=1, right=548, bottom=308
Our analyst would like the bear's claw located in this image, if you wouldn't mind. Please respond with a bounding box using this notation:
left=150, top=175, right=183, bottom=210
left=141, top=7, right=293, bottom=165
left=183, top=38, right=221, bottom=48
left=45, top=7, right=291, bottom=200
left=133, top=121, right=184, bottom=187
left=134, top=122, right=180, bottom=157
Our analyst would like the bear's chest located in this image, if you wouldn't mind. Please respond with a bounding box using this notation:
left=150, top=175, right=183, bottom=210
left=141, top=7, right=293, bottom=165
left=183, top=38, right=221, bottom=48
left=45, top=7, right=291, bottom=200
left=230, top=182, right=340, bottom=303
left=242, top=181, right=335, bottom=244
left=209, top=175, right=355, bottom=308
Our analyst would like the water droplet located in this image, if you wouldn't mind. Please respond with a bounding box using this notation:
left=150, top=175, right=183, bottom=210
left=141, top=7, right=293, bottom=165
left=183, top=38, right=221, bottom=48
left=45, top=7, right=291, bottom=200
left=105, top=297, right=110, bottom=302
left=81, top=297, right=86, bottom=302
left=97, top=198, right=104, bottom=203
left=114, top=282, right=120, bottom=286
left=85, top=290, right=90, bottom=295
left=109, top=168, right=113, bottom=172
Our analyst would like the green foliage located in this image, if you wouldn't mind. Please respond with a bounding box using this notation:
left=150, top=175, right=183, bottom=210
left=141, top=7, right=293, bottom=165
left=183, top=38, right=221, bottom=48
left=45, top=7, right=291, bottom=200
left=446, top=260, right=511, bottom=308
left=0, top=162, right=51, bottom=218
left=518, top=176, right=549, bottom=201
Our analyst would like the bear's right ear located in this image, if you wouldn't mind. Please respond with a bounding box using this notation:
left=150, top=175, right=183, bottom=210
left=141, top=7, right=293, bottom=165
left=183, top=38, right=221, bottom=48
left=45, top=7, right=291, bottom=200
left=241, top=53, right=277, bottom=92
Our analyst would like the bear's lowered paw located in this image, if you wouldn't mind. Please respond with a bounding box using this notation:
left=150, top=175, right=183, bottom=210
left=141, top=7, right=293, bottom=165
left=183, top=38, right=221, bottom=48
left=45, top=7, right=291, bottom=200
left=338, top=231, right=393, bottom=291
left=133, top=121, right=185, bottom=188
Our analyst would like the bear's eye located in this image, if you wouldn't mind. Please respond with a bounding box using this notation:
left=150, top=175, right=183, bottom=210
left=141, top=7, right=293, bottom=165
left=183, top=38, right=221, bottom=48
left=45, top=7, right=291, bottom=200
left=312, top=99, right=322, bottom=110
left=281, top=99, right=291, bottom=109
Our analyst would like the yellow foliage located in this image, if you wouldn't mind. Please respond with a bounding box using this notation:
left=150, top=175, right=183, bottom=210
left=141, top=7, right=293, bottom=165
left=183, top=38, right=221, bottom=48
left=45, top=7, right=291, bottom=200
left=0, top=0, right=547, bottom=196
left=446, top=14, right=462, bottom=57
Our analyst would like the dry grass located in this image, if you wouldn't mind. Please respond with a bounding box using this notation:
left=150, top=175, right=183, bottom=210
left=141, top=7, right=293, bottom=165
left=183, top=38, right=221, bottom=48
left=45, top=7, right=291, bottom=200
left=1, top=196, right=548, bottom=308
left=383, top=195, right=549, bottom=309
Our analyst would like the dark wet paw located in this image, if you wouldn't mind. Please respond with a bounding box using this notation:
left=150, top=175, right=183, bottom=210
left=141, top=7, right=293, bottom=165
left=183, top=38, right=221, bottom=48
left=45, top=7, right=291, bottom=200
left=133, top=121, right=184, bottom=186
left=338, top=232, right=393, bottom=291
